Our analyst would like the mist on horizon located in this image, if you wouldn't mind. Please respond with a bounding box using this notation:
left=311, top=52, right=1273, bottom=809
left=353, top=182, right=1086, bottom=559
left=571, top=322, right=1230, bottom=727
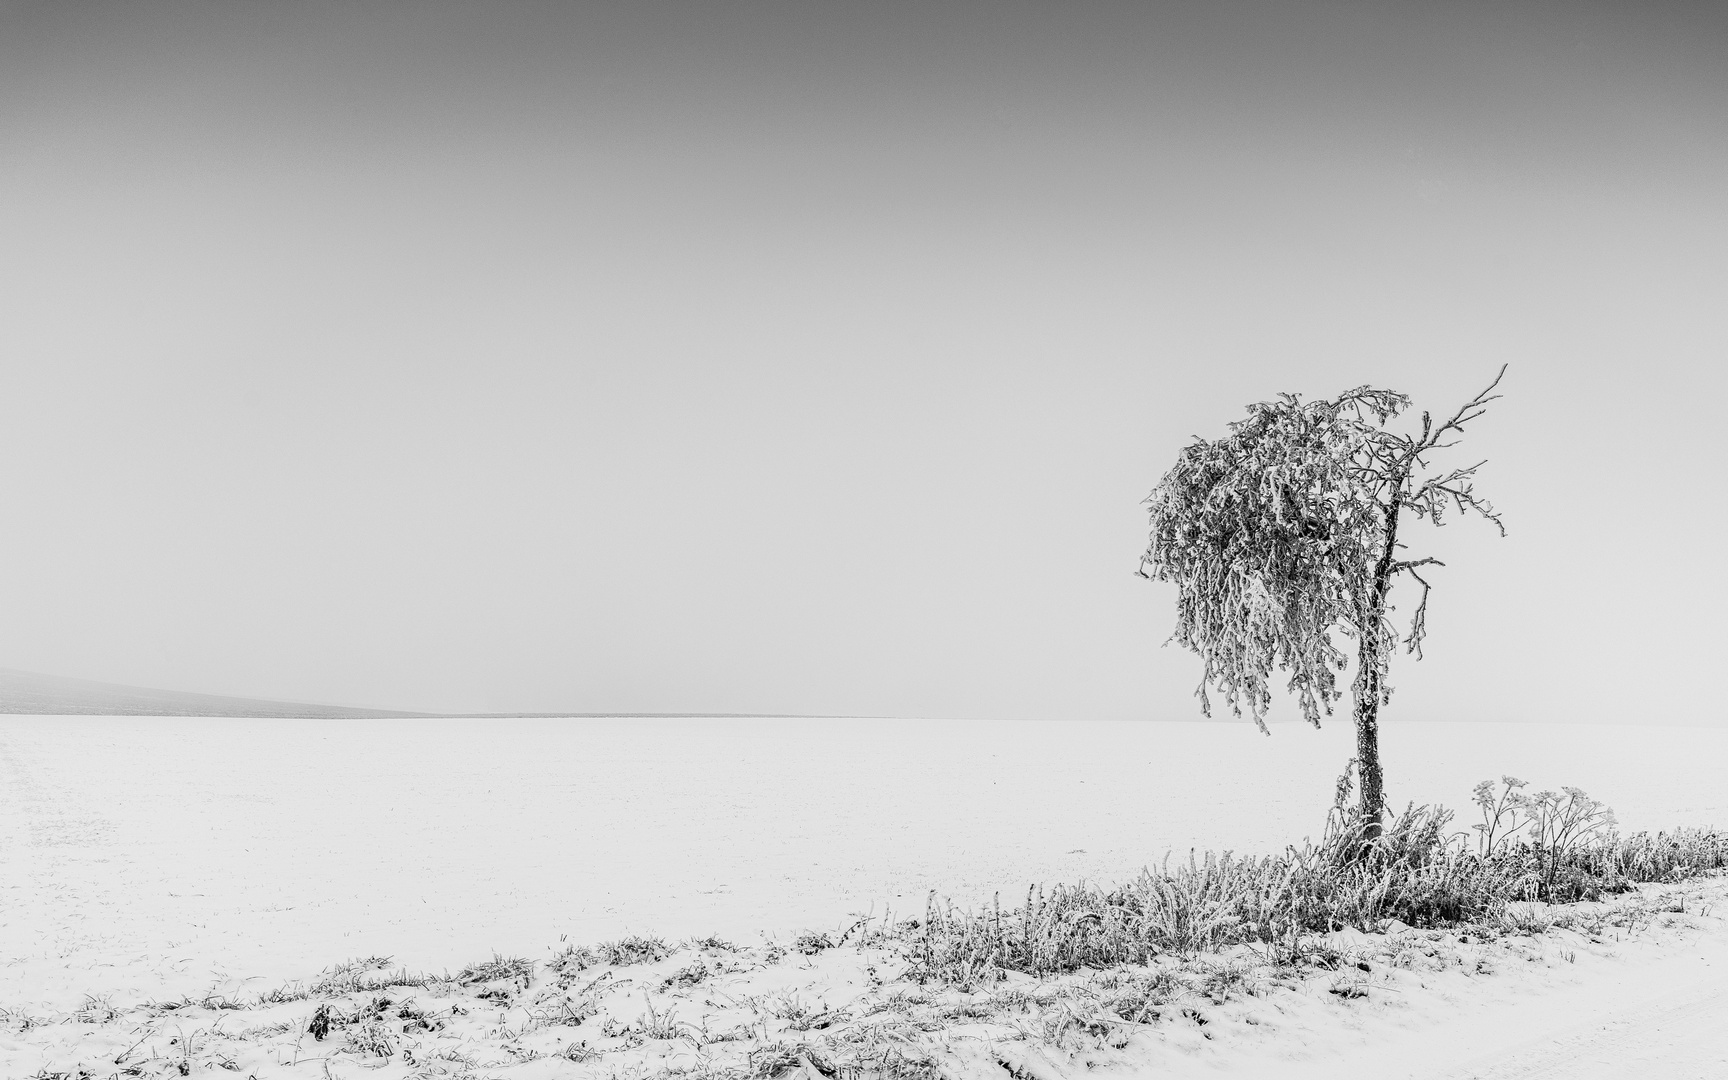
left=1, top=1, right=1723, bottom=725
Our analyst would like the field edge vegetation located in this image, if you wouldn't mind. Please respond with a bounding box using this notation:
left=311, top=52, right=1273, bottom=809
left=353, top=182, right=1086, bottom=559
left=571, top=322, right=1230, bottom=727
left=10, top=776, right=1727, bottom=1080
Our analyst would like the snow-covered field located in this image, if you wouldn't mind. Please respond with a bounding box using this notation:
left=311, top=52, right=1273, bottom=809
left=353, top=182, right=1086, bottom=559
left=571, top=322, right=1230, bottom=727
left=4, top=716, right=1724, bottom=1003
left=3, top=716, right=1726, bottom=1077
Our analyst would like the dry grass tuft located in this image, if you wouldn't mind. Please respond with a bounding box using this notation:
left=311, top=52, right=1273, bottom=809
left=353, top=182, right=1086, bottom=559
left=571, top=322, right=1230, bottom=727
left=597, top=935, right=672, bottom=966
left=457, top=953, right=535, bottom=986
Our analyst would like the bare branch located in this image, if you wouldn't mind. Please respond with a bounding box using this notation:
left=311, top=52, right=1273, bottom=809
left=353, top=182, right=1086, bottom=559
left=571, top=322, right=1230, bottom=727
left=1402, top=567, right=1436, bottom=659
left=1421, top=364, right=1508, bottom=452
left=1392, top=557, right=1445, bottom=573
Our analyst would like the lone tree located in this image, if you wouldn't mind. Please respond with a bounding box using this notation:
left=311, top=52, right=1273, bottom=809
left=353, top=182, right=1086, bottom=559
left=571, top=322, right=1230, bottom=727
left=1139, top=367, right=1507, bottom=830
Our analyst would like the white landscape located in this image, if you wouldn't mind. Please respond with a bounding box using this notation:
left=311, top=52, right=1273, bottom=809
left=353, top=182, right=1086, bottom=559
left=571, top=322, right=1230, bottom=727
left=6, top=2, right=1727, bottom=1079
left=4, top=715, right=1725, bottom=1078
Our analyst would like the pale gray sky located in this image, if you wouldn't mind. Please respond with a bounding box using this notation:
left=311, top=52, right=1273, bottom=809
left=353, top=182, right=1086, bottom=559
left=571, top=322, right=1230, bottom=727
left=1, top=1, right=1723, bottom=722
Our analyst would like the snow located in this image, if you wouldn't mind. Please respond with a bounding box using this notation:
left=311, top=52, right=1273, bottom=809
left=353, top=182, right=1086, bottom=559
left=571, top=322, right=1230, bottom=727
left=2, top=715, right=1725, bottom=1076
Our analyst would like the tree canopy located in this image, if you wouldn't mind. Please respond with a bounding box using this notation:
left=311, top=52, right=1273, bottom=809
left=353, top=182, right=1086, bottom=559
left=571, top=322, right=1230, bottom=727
left=1139, top=371, right=1505, bottom=737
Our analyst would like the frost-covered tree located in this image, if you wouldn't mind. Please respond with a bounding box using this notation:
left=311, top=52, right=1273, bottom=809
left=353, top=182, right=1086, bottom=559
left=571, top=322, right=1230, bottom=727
left=1139, top=368, right=1506, bottom=830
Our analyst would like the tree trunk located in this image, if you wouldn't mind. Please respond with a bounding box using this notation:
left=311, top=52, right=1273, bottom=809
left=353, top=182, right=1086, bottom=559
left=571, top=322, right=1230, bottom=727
left=1356, top=478, right=1404, bottom=840
left=1353, top=620, right=1387, bottom=837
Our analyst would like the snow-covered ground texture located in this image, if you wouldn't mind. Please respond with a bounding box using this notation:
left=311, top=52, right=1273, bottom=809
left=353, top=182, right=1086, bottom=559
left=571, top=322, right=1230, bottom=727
left=9, top=877, right=1728, bottom=1080
left=3, top=716, right=1726, bottom=1078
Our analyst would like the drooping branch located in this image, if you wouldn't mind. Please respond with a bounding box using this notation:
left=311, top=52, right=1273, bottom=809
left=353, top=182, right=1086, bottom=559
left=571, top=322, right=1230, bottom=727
left=1393, top=559, right=1444, bottom=658
left=1141, top=389, right=1395, bottom=731
left=1406, top=460, right=1505, bottom=534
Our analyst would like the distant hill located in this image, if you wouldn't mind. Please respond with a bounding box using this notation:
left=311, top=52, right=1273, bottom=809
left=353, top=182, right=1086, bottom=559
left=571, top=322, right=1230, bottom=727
left=0, top=668, right=423, bottom=719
